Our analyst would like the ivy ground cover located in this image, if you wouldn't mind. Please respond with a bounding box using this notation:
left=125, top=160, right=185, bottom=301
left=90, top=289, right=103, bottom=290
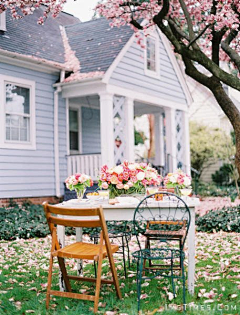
left=0, top=232, right=240, bottom=315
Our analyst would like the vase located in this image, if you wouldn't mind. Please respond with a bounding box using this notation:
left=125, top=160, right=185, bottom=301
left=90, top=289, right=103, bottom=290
left=75, top=189, right=86, bottom=201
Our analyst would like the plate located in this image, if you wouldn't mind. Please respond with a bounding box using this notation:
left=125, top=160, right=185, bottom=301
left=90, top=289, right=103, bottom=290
left=63, top=199, right=90, bottom=205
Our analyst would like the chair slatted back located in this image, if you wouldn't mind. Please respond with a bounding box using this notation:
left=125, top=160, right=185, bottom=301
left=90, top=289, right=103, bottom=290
left=43, top=203, right=104, bottom=235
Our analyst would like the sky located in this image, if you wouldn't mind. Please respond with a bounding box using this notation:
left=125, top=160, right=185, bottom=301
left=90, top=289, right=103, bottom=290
left=63, top=0, right=99, bottom=22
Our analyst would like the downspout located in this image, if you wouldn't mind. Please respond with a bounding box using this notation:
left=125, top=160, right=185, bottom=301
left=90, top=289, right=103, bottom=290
left=54, top=70, right=65, bottom=197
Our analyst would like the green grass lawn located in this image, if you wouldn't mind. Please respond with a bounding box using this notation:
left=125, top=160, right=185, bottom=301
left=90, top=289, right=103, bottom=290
left=0, top=232, right=239, bottom=315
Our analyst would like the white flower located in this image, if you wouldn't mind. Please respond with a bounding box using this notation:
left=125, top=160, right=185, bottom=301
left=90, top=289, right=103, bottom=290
left=128, top=163, right=137, bottom=170
left=114, top=165, right=124, bottom=174
left=183, top=176, right=191, bottom=187
left=169, top=175, right=177, bottom=183
left=123, top=184, right=129, bottom=190
left=136, top=171, right=145, bottom=181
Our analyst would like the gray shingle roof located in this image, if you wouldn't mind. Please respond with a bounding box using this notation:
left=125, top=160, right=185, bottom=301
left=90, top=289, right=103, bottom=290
left=65, top=18, right=133, bottom=73
left=0, top=8, right=79, bottom=64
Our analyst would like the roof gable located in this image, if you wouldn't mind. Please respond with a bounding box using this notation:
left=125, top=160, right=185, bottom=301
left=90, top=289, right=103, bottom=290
left=65, top=18, right=133, bottom=73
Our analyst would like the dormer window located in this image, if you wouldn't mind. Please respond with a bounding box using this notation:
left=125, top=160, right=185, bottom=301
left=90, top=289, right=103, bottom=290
left=0, top=12, right=6, bottom=32
left=145, top=34, right=159, bottom=77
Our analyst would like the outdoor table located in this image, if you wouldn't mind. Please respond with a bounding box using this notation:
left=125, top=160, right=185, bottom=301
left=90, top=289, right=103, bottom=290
left=56, top=197, right=200, bottom=295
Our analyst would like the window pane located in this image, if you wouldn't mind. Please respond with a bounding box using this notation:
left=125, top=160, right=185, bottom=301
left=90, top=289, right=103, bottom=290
left=6, top=127, right=10, bottom=140
left=146, top=37, right=156, bottom=72
left=20, top=128, right=28, bottom=141
left=5, top=114, right=30, bottom=142
left=5, top=84, right=30, bottom=114
left=69, top=110, right=78, bottom=131
left=11, top=127, right=19, bottom=141
left=70, top=131, right=79, bottom=151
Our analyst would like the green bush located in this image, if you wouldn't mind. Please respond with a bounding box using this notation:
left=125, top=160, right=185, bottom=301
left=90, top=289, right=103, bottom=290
left=196, top=205, right=240, bottom=233
left=0, top=202, right=50, bottom=240
left=197, top=182, right=238, bottom=201
left=212, top=163, right=234, bottom=186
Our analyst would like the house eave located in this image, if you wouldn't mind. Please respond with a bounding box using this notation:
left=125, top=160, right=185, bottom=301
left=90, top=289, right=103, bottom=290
left=53, top=76, right=104, bottom=88
left=0, top=49, right=72, bottom=74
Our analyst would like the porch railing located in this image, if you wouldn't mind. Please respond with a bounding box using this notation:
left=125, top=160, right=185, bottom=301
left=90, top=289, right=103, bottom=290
left=67, top=153, right=102, bottom=181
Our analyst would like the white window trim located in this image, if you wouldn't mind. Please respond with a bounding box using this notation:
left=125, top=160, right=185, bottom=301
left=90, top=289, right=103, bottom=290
left=0, top=12, right=6, bottom=32
left=144, top=34, right=160, bottom=78
left=0, top=75, right=36, bottom=150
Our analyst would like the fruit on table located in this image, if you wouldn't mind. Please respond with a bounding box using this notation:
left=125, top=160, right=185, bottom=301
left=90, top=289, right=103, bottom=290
left=87, top=192, right=99, bottom=196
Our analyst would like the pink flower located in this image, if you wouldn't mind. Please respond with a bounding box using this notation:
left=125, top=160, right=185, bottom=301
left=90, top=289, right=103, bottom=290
left=110, top=175, right=119, bottom=185
left=131, top=176, right=138, bottom=183
left=102, top=182, right=109, bottom=189
left=116, top=183, right=124, bottom=189
left=127, top=181, right=133, bottom=187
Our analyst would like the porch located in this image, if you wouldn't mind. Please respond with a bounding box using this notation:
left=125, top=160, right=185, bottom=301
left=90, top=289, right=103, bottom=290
left=65, top=92, right=191, bottom=180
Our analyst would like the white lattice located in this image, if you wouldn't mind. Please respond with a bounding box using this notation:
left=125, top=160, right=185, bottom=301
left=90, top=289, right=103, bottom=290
left=113, top=95, right=126, bottom=164
left=175, top=110, right=184, bottom=170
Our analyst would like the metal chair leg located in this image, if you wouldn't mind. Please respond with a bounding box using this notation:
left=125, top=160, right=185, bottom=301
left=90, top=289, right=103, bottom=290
left=181, top=254, right=186, bottom=311
left=121, top=235, right=127, bottom=278
left=170, top=257, right=176, bottom=298
left=125, top=234, right=131, bottom=268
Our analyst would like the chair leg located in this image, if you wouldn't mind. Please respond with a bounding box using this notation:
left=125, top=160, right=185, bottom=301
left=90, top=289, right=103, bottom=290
left=181, top=255, right=186, bottom=311
left=121, top=235, right=127, bottom=278
left=125, top=234, right=131, bottom=268
left=136, top=257, right=143, bottom=312
left=58, top=257, right=72, bottom=292
left=170, top=258, right=176, bottom=298
left=94, top=255, right=103, bottom=313
left=108, top=249, right=122, bottom=299
left=46, top=254, right=54, bottom=309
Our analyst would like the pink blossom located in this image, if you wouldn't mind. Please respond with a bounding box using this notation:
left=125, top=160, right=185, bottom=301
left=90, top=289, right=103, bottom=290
left=102, top=182, right=109, bottom=189
left=116, top=183, right=124, bottom=189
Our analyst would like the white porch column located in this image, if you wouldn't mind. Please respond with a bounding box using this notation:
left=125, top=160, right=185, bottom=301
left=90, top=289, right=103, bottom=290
left=99, top=92, right=114, bottom=166
left=124, top=97, right=135, bottom=162
left=165, top=107, right=177, bottom=172
left=154, top=113, right=164, bottom=167
left=183, top=110, right=191, bottom=175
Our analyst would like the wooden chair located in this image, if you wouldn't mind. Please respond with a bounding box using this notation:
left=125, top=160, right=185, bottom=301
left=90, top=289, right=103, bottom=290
left=43, top=202, right=122, bottom=313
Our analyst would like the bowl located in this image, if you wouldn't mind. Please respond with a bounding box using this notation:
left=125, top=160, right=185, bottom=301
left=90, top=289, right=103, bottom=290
left=86, top=193, right=100, bottom=201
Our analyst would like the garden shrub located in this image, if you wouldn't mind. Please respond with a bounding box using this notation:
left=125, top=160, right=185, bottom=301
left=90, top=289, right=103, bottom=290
left=0, top=202, right=50, bottom=240
left=197, top=182, right=238, bottom=201
left=196, top=205, right=240, bottom=233
left=212, top=163, right=235, bottom=186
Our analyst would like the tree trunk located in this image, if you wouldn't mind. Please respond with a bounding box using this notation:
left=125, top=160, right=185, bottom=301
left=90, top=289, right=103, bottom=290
left=210, top=83, right=240, bottom=180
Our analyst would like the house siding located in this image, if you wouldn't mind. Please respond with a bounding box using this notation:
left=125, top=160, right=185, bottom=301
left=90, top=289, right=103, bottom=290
left=109, top=35, right=187, bottom=105
left=0, top=62, right=67, bottom=198
left=81, top=107, right=101, bottom=154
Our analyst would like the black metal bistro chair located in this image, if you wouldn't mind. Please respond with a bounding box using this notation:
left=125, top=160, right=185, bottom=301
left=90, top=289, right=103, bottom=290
left=90, top=221, right=131, bottom=278
left=131, top=192, right=191, bottom=312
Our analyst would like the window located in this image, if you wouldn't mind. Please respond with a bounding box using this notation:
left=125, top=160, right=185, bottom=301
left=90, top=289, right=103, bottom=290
left=69, top=108, right=79, bottom=152
left=145, top=35, right=159, bottom=77
left=0, top=75, right=36, bottom=149
left=5, top=84, right=30, bottom=142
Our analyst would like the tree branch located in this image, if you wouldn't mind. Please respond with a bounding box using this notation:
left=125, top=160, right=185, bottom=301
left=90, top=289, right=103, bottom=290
left=168, top=18, right=190, bottom=42
left=187, top=24, right=213, bottom=48
left=221, top=30, right=240, bottom=72
left=152, top=0, right=169, bottom=25
left=178, top=0, right=198, bottom=49
left=182, top=55, right=213, bottom=89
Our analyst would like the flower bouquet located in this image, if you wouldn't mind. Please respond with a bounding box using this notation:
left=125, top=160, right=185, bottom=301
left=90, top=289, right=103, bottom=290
left=65, top=173, right=93, bottom=200
left=163, top=169, right=191, bottom=196
left=98, top=160, right=162, bottom=199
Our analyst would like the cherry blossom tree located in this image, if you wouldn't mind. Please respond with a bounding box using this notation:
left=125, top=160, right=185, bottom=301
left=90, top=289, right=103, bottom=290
left=2, top=1, right=240, bottom=179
